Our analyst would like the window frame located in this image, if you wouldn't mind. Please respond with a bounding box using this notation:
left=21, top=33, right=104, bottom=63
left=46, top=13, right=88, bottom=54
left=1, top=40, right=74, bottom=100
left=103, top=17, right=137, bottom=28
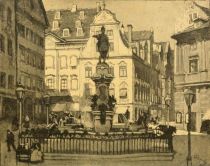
left=63, top=28, right=70, bottom=37
left=60, top=77, right=68, bottom=90
left=189, top=57, right=198, bottom=73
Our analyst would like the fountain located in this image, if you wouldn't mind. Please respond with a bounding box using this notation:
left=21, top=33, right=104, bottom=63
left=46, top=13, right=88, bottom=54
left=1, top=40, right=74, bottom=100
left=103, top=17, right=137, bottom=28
left=91, top=26, right=116, bottom=133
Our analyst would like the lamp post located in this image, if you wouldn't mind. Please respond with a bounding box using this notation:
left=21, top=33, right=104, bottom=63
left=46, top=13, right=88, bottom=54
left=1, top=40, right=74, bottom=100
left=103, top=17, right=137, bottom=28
left=165, top=94, right=171, bottom=128
left=44, top=94, right=50, bottom=125
left=184, top=89, right=195, bottom=166
left=16, top=83, right=25, bottom=133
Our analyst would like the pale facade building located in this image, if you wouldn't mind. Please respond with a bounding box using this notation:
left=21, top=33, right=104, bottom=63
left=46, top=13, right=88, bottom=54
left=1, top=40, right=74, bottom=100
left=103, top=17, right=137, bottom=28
left=45, top=2, right=173, bottom=122
left=172, top=2, right=210, bottom=131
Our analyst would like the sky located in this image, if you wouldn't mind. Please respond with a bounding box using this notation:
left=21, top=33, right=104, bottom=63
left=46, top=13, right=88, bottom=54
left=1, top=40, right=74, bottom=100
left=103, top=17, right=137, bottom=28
left=42, top=0, right=210, bottom=48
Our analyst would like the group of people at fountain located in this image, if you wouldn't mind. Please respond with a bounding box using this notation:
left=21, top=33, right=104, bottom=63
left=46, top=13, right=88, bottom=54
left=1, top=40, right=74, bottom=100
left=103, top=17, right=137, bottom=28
left=48, top=112, right=80, bottom=128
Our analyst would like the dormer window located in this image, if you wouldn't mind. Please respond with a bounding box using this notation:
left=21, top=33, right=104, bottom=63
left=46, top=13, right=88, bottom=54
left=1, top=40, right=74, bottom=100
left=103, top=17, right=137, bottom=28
left=79, top=11, right=85, bottom=20
left=52, top=21, right=59, bottom=30
left=54, top=11, right=61, bottom=19
left=75, top=20, right=82, bottom=28
left=77, top=28, right=84, bottom=37
left=189, top=13, right=198, bottom=24
left=63, top=28, right=70, bottom=37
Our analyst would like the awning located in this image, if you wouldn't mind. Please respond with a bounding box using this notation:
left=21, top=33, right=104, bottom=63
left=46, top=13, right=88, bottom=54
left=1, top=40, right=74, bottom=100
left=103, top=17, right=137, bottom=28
left=202, top=110, right=210, bottom=120
left=51, top=103, right=70, bottom=112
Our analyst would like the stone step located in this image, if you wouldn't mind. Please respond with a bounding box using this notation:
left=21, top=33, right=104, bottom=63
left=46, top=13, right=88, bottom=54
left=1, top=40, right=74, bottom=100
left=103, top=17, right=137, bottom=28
left=44, top=152, right=174, bottom=161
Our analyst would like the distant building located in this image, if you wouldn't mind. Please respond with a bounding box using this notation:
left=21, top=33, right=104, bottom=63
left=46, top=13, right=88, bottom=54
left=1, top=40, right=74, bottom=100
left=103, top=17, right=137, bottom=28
left=45, top=2, right=173, bottom=122
left=172, top=2, right=210, bottom=131
left=0, top=0, right=16, bottom=118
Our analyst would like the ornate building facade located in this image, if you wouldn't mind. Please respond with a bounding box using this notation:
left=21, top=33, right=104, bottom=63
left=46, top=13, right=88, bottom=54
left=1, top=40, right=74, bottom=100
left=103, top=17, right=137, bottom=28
left=45, top=2, right=173, bottom=122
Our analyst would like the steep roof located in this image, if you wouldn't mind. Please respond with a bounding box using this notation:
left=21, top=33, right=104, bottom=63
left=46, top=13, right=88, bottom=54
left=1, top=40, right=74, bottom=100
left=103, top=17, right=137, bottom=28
left=46, top=8, right=97, bottom=40
left=125, top=31, right=153, bottom=41
left=194, top=2, right=210, bottom=17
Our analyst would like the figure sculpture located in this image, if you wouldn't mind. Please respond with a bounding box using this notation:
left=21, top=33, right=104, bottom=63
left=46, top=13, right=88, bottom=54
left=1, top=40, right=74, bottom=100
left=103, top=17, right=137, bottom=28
left=93, top=26, right=110, bottom=63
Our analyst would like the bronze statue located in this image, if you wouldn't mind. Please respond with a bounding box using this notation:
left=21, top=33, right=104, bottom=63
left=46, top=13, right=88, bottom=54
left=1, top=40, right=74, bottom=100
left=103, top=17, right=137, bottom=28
left=93, top=26, right=110, bottom=63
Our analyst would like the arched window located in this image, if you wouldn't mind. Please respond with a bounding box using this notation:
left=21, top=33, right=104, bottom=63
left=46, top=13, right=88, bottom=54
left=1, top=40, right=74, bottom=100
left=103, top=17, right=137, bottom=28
left=60, top=56, right=67, bottom=69
left=63, top=28, right=70, bottom=37
left=119, top=61, right=127, bottom=77
left=119, top=82, right=128, bottom=99
left=71, top=75, right=78, bottom=90
left=45, top=55, right=54, bottom=69
left=52, top=21, right=59, bottom=30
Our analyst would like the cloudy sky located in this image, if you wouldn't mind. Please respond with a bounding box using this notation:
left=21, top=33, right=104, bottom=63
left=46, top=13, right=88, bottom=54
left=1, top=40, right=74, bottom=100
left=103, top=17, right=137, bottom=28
left=43, top=0, right=209, bottom=47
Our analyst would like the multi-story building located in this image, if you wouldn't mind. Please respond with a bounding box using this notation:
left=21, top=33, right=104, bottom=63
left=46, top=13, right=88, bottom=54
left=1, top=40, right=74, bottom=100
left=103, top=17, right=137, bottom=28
left=172, top=2, right=210, bottom=131
left=0, top=0, right=16, bottom=118
left=16, top=0, right=48, bottom=120
left=45, top=2, right=173, bottom=122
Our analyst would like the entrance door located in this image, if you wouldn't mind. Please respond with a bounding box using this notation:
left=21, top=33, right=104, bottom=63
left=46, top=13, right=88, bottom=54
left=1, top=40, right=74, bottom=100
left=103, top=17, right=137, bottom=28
left=191, top=112, right=196, bottom=131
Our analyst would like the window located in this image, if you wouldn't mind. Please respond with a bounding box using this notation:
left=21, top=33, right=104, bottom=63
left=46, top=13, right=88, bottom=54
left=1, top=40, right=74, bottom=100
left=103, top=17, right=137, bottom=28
left=77, top=28, right=84, bottom=37
left=119, top=61, right=127, bottom=77
left=0, top=5, right=4, bottom=20
left=7, top=7, right=12, bottom=25
left=61, top=78, right=68, bottom=90
left=63, top=29, right=70, bottom=37
left=79, top=11, right=85, bottom=20
left=7, top=39, right=13, bottom=56
left=189, top=58, right=198, bottom=73
left=18, top=23, right=25, bottom=38
left=176, top=112, right=182, bottom=124
left=60, top=56, right=67, bottom=69
left=70, top=56, right=77, bottom=67
left=52, top=21, right=59, bottom=30
left=85, top=66, right=92, bottom=78
left=109, top=42, right=114, bottom=51
left=46, top=56, right=54, bottom=69
left=19, top=45, right=25, bottom=62
left=119, top=82, right=128, bottom=99
left=54, top=11, right=61, bottom=19
left=46, top=78, right=54, bottom=89
left=0, top=34, right=5, bottom=53
left=71, top=75, right=78, bottom=90
left=0, top=72, right=6, bottom=88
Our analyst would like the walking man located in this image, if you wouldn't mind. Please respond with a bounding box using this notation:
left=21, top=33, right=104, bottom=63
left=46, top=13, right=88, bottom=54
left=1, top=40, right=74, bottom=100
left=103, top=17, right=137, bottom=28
left=6, top=129, right=16, bottom=152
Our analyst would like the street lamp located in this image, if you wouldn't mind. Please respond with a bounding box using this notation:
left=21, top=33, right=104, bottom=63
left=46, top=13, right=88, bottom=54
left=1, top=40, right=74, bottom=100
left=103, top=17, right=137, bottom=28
left=16, top=83, right=25, bottom=133
left=184, top=88, right=195, bottom=166
left=165, top=94, right=171, bottom=128
left=44, top=93, right=50, bottom=125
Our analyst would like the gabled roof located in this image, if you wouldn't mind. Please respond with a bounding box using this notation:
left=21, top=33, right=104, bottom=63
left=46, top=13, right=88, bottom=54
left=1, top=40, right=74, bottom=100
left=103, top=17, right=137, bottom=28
left=46, top=8, right=97, bottom=39
left=125, top=31, right=153, bottom=41
left=194, top=2, right=210, bottom=17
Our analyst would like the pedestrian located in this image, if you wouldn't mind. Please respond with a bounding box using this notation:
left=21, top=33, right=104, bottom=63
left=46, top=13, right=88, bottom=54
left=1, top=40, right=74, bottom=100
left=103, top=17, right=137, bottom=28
left=24, top=115, right=30, bottom=128
left=6, top=129, right=16, bottom=152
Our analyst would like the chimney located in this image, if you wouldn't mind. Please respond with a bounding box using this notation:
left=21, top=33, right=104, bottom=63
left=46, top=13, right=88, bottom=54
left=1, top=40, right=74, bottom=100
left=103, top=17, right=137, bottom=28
left=71, top=4, right=77, bottom=13
left=100, top=1, right=106, bottom=10
left=127, top=24, right=133, bottom=43
left=96, top=2, right=101, bottom=12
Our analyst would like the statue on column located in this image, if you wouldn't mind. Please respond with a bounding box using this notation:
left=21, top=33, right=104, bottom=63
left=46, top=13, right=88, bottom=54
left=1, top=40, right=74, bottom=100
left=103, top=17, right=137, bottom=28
left=93, top=26, right=110, bottom=63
